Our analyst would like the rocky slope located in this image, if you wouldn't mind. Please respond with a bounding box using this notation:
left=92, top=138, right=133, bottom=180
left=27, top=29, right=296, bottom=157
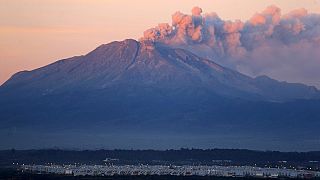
left=0, top=39, right=319, bottom=150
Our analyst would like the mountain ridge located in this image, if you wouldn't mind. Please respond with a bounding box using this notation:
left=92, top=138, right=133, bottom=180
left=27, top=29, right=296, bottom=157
left=1, top=39, right=319, bottom=102
left=0, top=39, right=320, bottom=150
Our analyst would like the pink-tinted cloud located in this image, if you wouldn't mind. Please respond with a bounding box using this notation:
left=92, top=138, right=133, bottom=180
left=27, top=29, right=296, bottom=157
left=140, top=5, right=320, bottom=88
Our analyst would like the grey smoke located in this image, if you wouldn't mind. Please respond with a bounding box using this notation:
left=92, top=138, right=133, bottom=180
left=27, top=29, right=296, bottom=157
left=140, top=5, right=320, bottom=88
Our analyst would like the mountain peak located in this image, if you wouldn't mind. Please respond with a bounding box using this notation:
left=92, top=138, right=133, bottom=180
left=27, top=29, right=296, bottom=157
left=1, top=39, right=320, bottom=150
left=1, top=39, right=319, bottom=101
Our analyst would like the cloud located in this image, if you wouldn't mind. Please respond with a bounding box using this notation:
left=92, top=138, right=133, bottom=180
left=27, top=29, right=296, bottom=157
left=191, top=6, right=202, bottom=16
left=139, top=5, right=320, bottom=88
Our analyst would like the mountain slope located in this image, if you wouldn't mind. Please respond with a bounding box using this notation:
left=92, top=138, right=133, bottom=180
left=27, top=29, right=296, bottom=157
left=1, top=39, right=319, bottom=101
left=0, top=39, right=319, bottom=151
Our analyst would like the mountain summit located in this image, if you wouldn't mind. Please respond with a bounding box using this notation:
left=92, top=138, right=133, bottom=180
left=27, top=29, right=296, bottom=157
left=0, top=39, right=319, bottom=150
left=1, top=39, right=318, bottom=101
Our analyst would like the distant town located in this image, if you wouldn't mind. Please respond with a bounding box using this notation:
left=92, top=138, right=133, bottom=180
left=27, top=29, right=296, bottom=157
left=21, top=164, right=320, bottom=178
left=1, top=149, right=320, bottom=179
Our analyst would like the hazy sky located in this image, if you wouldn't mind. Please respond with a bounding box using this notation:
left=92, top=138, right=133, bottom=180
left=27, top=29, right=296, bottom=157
left=1, top=0, right=320, bottom=85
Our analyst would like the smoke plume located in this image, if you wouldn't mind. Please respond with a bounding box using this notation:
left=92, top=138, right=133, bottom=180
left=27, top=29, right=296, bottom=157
left=140, top=5, right=320, bottom=88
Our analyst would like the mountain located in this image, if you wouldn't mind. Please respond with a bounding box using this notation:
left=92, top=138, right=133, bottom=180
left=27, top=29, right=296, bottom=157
left=1, top=39, right=318, bottom=101
left=0, top=39, right=319, bottom=151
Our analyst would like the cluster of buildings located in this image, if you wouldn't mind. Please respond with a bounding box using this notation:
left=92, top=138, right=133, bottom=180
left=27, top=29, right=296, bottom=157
left=21, top=164, right=320, bottom=178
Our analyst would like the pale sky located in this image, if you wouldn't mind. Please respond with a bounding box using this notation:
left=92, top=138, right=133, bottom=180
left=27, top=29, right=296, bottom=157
left=1, top=0, right=319, bottom=85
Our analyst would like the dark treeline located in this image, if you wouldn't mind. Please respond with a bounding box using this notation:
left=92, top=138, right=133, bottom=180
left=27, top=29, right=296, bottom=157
left=1, top=149, right=320, bottom=168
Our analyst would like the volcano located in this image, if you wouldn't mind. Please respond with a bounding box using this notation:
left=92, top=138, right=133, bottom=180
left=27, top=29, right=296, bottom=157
left=0, top=39, right=319, bottom=150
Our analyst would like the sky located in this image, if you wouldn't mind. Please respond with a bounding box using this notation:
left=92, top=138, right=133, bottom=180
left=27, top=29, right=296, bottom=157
left=1, top=0, right=320, bottom=86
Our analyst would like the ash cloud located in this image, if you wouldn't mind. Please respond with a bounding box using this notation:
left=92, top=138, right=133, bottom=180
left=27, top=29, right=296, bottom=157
left=140, top=5, right=320, bottom=88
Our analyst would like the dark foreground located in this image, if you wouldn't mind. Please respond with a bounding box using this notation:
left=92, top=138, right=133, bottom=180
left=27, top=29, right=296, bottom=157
left=1, top=169, right=319, bottom=180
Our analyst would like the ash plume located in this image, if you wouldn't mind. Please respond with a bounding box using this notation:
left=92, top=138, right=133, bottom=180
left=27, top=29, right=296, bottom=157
left=140, top=5, right=320, bottom=88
